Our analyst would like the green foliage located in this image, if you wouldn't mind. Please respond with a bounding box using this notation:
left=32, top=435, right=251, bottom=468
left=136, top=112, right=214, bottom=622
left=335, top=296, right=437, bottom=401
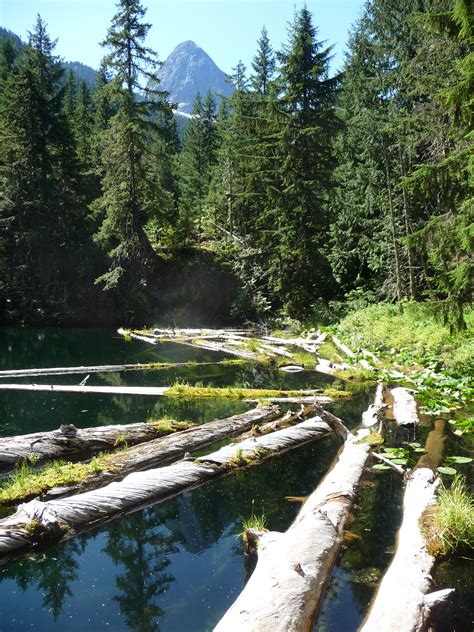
left=423, top=475, right=474, bottom=556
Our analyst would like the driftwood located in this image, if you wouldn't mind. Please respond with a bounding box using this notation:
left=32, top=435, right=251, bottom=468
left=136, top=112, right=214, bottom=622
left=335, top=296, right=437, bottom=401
left=0, top=420, right=191, bottom=471
left=361, top=415, right=450, bottom=632
left=331, top=336, right=374, bottom=371
left=0, top=416, right=332, bottom=562
left=214, top=392, right=383, bottom=632
left=247, top=396, right=333, bottom=405
left=391, top=387, right=419, bottom=426
left=359, top=468, right=440, bottom=632
left=4, top=406, right=282, bottom=503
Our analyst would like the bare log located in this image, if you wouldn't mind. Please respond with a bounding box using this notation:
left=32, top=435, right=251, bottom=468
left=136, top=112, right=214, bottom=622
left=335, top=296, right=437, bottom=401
left=362, top=384, right=386, bottom=428
left=391, top=387, right=419, bottom=426
left=359, top=468, right=440, bottom=632
left=0, top=383, right=170, bottom=395
left=0, top=359, right=242, bottom=380
left=315, top=358, right=347, bottom=376
left=214, top=395, right=381, bottom=632
left=0, top=417, right=332, bottom=562
left=3, top=406, right=282, bottom=503
left=0, top=420, right=191, bottom=471
left=331, top=335, right=357, bottom=359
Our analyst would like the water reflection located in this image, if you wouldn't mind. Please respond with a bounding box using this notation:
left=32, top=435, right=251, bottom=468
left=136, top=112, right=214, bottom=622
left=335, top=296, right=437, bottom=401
left=0, top=436, right=339, bottom=631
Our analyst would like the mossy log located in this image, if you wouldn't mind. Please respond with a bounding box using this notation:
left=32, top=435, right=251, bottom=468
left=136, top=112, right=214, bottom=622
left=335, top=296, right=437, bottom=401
left=2, top=405, right=282, bottom=503
left=213, top=393, right=383, bottom=632
left=0, top=420, right=191, bottom=471
left=0, top=416, right=332, bottom=563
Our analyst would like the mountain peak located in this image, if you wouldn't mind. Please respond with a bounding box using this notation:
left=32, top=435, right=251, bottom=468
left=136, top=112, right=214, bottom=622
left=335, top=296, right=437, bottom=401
left=159, top=41, right=233, bottom=114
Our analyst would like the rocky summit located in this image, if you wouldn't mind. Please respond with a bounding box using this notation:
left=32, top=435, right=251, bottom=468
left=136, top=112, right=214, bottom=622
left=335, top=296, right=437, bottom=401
left=158, top=40, right=233, bottom=113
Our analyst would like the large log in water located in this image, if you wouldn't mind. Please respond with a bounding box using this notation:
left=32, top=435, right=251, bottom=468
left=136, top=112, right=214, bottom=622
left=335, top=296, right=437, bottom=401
left=0, top=420, right=189, bottom=471
left=360, top=417, right=451, bottom=632
left=0, top=416, right=332, bottom=562
left=2, top=406, right=282, bottom=502
left=213, top=394, right=382, bottom=632
left=359, top=468, right=440, bottom=632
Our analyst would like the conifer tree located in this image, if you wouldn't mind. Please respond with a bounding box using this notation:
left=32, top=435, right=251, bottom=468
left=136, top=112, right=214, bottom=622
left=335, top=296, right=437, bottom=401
left=0, top=16, right=81, bottom=319
left=93, top=0, right=169, bottom=297
left=274, top=7, right=340, bottom=315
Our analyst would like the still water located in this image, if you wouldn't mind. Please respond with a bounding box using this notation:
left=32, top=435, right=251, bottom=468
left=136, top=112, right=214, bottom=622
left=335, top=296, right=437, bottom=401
left=0, top=328, right=471, bottom=631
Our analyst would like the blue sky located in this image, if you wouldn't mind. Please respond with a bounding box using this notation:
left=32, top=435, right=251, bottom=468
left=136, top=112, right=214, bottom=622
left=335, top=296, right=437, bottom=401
left=1, top=1, right=364, bottom=74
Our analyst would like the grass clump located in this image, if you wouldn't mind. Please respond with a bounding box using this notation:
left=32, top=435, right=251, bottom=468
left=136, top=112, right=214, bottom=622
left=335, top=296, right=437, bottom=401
left=146, top=417, right=194, bottom=434
left=241, top=512, right=267, bottom=532
left=422, top=475, right=474, bottom=557
left=323, top=388, right=352, bottom=400
left=0, top=454, right=118, bottom=504
left=166, top=384, right=319, bottom=400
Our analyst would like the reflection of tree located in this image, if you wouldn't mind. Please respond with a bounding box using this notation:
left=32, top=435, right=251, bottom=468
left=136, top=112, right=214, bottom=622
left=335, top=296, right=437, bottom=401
left=0, top=539, right=83, bottom=619
left=104, top=506, right=181, bottom=632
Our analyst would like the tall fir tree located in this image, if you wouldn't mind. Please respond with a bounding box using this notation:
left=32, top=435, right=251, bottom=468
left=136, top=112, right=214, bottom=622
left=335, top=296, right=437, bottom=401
left=274, top=6, right=340, bottom=315
left=93, top=0, right=171, bottom=304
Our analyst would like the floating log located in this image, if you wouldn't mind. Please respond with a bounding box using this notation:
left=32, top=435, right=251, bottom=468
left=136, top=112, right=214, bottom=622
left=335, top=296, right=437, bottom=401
left=0, top=383, right=170, bottom=395
left=0, top=406, right=282, bottom=503
left=0, top=416, right=332, bottom=562
left=361, top=416, right=450, bottom=632
left=0, top=419, right=192, bottom=471
left=359, top=468, right=440, bottom=632
left=279, top=365, right=306, bottom=373
left=214, top=393, right=382, bottom=632
left=0, top=359, right=241, bottom=380
left=391, top=387, right=419, bottom=426
left=246, top=396, right=333, bottom=405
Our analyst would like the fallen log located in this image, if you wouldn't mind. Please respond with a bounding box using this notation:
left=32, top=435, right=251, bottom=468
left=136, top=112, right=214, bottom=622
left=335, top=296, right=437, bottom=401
left=360, top=416, right=450, bottom=632
left=1, top=405, right=282, bottom=503
left=361, top=384, right=386, bottom=428
left=0, top=419, right=192, bottom=471
left=359, top=468, right=440, bottom=632
left=391, top=387, right=419, bottom=426
left=214, top=392, right=383, bottom=632
left=315, top=357, right=347, bottom=375
left=0, top=416, right=332, bottom=562
left=0, top=359, right=242, bottom=379
left=0, top=383, right=170, bottom=395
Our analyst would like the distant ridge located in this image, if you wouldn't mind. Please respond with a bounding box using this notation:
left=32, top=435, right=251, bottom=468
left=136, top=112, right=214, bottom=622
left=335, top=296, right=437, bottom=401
left=158, top=40, right=233, bottom=113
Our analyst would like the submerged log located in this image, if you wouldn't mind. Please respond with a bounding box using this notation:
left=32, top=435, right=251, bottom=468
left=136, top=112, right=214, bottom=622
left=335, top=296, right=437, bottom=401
left=3, top=406, right=282, bottom=503
left=214, top=393, right=382, bottom=632
left=391, top=387, right=419, bottom=426
left=0, top=416, right=332, bottom=562
left=0, top=420, right=192, bottom=471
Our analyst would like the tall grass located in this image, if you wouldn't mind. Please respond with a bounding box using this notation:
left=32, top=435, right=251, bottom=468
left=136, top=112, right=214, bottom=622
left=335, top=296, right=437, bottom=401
left=423, top=475, right=474, bottom=557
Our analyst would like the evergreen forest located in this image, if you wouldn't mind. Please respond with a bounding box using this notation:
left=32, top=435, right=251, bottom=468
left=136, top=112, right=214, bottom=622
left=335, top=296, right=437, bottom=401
left=0, top=0, right=472, bottom=328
